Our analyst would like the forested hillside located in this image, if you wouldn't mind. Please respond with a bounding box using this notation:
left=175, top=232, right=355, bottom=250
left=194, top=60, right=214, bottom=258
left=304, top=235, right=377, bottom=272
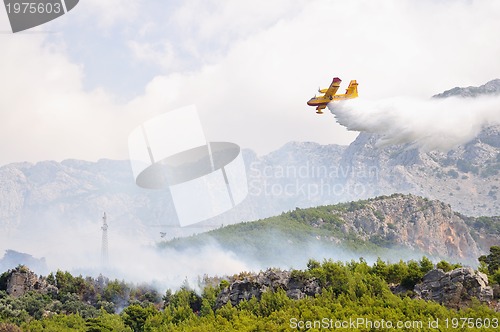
left=1, top=248, right=500, bottom=331
left=161, top=194, right=499, bottom=266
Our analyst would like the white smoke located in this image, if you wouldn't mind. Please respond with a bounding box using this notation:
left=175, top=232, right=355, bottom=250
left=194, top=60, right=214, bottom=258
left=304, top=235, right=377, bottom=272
left=1, top=203, right=467, bottom=292
left=0, top=220, right=252, bottom=291
left=330, top=96, right=500, bottom=151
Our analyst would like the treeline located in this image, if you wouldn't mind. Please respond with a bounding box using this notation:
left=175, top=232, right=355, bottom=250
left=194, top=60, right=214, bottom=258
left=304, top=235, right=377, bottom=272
left=0, top=248, right=499, bottom=331
left=0, top=269, right=161, bottom=331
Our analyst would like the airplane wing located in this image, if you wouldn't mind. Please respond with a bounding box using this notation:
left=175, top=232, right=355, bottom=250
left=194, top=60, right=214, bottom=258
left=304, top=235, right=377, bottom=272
left=323, top=77, right=342, bottom=99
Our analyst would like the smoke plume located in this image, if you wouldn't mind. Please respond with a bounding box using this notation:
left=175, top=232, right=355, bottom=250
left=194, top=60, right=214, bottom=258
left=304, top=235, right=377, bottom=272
left=330, top=96, right=500, bottom=151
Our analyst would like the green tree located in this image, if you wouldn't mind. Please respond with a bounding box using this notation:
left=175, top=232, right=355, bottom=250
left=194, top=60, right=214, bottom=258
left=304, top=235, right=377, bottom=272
left=97, top=300, right=116, bottom=314
left=401, top=260, right=424, bottom=289
left=21, top=313, right=86, bottom=332
left=479, top=246, right=500, bottom=275
left=436, top=260, right=462, bottom=272
left=121, top=304, right=159, bottom=332
left=306, top=259, right=321, bottom=270
left=162, top=289, right=173, bottom=307
left=0, top=322, right=22, bottom=332
left=492, top=269, right=500, bottom=285
left=60, top=292, right=98, bottom=318
left=419, top=256, right=434, bottom=274
left=18, top=291, right=51, bottom=319
left=255, top=289, right=290, bottom=317
left=130, top=285, right=160, bottom=305
left=321, top=260, right=350, bottom=295
left=169, top=287, right=202, bottom=314
left=103, top=280, right=130, bottom=306
left=200, top=285, right=219, bottom=317
left=0, top=272, right=9, bottom=292
left=46, top=270, right=87, bottom=300
left=371, top=258, right=389, bottom=279
left=386, top=260, right=409, bottom=284
left=436, top=260, right=453, bottom=272
left=86, top=310, right=132, bottom=332
left=0, top=293, right=30, bottom=324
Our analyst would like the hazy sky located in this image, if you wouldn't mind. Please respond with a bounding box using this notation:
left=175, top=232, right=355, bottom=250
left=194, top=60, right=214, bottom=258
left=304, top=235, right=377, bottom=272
left=1, top=0, right=500, bottom=165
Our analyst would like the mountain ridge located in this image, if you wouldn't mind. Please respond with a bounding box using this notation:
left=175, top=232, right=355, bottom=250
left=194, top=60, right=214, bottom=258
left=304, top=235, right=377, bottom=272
left=433, top=78, right=500, bottom=98
left=0, top=79, right=498, bottom=270
left=161, top=193, right=498, bottom=266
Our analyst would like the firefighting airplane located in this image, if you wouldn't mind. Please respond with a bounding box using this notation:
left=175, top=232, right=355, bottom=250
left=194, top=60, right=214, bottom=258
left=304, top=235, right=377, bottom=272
left=307, top=77, right=358, bottom=114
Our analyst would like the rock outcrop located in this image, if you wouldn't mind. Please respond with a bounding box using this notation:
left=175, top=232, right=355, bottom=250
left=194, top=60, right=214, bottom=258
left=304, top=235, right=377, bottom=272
left=216, top=266, right=496, bottom=310
left=334, top=194, right=483, bottom=261
left=4, top=266, right=56, bottom=298
left=414, top=268, right=493, bottom=308
left=216, top=269, right=321, bottom=308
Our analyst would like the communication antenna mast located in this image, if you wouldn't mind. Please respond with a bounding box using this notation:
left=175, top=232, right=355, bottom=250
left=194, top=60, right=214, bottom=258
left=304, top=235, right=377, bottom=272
left=101, top=212, right=108, bottom=266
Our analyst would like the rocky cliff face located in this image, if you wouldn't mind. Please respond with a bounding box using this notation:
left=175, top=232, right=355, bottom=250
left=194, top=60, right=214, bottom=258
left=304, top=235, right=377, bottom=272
left=414, top=268, right=493, bottom=309
left=216, top=269, right=321, bottom=308
left=304, top=193, right=498, bottom=263
left=3, top=266, right=56, bottom=298
left=215, top=266, right=497, bottom=310
left=333, top=194, right=482, bottom=260
left=338, top=124, right=500, bottom=217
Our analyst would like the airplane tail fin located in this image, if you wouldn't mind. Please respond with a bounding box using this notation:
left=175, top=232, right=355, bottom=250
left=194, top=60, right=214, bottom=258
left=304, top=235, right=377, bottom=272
left=345, top=80, right=358, bottom=98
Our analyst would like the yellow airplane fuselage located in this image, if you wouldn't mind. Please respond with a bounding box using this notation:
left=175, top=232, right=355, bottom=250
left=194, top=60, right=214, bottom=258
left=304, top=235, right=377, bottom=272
left=306, top=93, right=357, bottom=107
left=307, top=78, right=358, bottom=114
